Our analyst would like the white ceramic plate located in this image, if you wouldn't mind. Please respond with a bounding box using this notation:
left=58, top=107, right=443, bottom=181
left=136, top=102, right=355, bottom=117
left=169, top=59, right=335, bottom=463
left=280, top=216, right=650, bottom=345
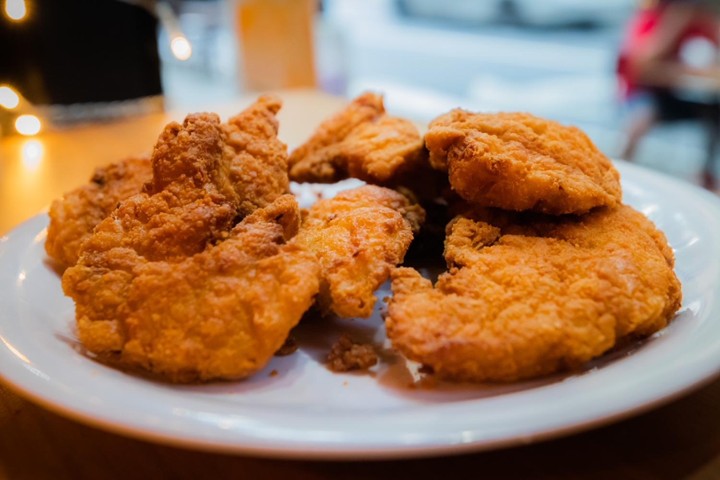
left=2, top=161, right=720, bottom=460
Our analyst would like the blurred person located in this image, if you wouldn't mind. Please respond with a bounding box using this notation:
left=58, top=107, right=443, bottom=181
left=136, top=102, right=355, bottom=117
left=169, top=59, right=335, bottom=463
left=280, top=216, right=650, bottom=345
left=617, top=0, right=720, bottom=190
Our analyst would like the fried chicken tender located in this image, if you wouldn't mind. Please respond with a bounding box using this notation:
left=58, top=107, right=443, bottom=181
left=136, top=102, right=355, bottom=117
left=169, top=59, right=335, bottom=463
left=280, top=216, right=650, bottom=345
left=424, top=110, right=622, bottom=215
left=294, top=185, right=425, bottom=318
left=341, top=116, right=427, bottom=183
left=222, top=95, right=289, bottom=216
left=289, top=93, right=450, bottom=207
left=45, top=95, right=287, bottom=269
left=387, top=205, right=682, bottom=382
left=116, top=113, right=241, bottom=261
left=45, top=155, right=152, bottom=268
left=61, top=97, right=308, bottom=381
left=288, top=92, right=431, bottom=185
left=64, top=195, right=319, bottom=382
left=288, top=92, right=385, bottom=183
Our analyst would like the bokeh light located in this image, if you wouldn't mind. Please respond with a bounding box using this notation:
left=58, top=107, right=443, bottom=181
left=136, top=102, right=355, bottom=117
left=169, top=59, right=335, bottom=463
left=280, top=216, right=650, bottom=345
left=4, top=0, right=26, bottom=21
left=21, top=139, right=43, bottom=171
left=0, top=85, right=20, bottom=109
left=15, top=114, right=42, bottom=136
left=171, top=36, right=192, bottom=61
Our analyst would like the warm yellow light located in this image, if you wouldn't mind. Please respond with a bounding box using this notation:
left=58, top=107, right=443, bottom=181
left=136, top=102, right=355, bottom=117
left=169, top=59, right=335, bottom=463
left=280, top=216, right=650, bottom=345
left=4, top=0, right=26, bottom=21
left=21, top=139, right=43, bottom=170
left=0, top=85, right=20, bottom=109
left=15, top=114, right=41, bottom=136
left=171, top=36, right=192, bottom=61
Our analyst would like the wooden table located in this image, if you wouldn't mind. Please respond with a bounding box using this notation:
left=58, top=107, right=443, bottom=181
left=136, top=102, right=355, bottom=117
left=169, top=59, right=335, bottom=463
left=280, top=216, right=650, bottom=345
left=1, top=89, right=720, bottom=480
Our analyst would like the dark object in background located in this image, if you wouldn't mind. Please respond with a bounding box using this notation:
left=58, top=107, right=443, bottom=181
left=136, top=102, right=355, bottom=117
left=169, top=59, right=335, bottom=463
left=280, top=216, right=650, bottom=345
left=0, top=0, right=162, bottom=107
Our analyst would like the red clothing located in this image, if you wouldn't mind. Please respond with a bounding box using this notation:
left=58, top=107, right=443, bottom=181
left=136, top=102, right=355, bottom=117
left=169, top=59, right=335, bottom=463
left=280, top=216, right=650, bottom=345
left=618, top=4, right=719, bottom=99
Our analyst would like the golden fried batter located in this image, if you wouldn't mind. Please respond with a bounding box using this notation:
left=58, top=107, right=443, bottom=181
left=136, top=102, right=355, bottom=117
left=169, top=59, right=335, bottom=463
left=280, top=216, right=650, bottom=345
left=51, top=93, right=683, bottom=387
left=326, top=334, right=378, bottom=372
left=222, top=95, right=289, bottom=216
left=45, top=155, right=152, bottom=268
left=342, top=116, right=427, bottom=183
left=46, top=96, right=287, bottom=268
left=64, top=196, right=319, bottom=382
left=288, top=92, right=385, bottom=183
left=294, top=185, right=425, bottom=318
left=289, top=106, right=427, bottom=186
left=61, top=97, right=309, bottom=382
left=288, top=93, right=450, bottom=207
left=84, top=113, right=239, bottom=263
left=387, top=205, right=682, bottom=382
left=424, top=110, right=622, bottom=215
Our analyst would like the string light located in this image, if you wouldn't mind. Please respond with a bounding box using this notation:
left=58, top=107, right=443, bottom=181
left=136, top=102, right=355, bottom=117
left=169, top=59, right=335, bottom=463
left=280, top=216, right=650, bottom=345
left=0, top=85, right=20, bottom=109
left=4, top=0, right=27, bottom=21
left=15, top=114, right=41, bottom=136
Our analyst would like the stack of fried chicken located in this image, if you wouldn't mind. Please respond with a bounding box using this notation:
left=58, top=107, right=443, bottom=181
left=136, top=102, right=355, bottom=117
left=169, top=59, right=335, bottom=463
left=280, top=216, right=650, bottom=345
left=46, top=93, right=682, bottom=384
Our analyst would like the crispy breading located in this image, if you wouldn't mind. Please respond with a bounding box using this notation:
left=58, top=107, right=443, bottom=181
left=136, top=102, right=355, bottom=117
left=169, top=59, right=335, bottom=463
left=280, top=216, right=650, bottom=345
left=288, top=92, right=385, bottom=183
left=84, top=112, right=240, bottom=262
left=289, top=109, right=427, bottom=185
left=343, top=116, right=427, bottom=183
left=326, top=334, right=378, bottom=372
left=293, top=185, right=425, bottom=318
left=61, top=97, right=312, bottom=382
left=51, top=94, right=683, bottom=386
left=424, top=110, right=622, bottom=215
left=288, top=93, right=450, bottom=207
left=64, top=195, right=319, bottom=382
left=45, top=155, right=152, bottom=268
left=387, top=205, right=682, bottom=382
left=222, top=95, right=289, bottom=216
left=45, top=95, right=287, bottom=268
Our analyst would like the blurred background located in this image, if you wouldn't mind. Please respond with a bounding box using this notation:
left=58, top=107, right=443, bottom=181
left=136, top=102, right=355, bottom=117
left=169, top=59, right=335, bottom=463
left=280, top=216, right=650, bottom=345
left=2, top=0, right=720, bottom=190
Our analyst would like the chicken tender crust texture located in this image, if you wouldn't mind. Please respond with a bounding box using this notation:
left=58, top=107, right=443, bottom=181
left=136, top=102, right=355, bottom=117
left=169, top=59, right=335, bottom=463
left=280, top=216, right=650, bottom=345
left=64, top=195, right=319, bottom=382
left=51, top=94, right=683, bottom=386
left=45, top=155, right=152, bottom=269
left=424, top=110, right=622, bottom=215
left=387, top=205, right=682, bottom=383
left=288, top=92, right=431, bottom=187
left=288, top=92, right=386, bottom=183
left=294, top=185, right=425, bottom=318
left=61, top=97, right=318, bottom=382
